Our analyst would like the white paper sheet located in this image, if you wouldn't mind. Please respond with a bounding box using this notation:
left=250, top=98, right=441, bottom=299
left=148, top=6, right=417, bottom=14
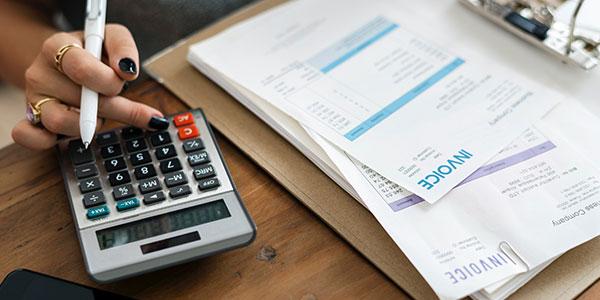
left=305, top=101, right=600, bottom=299
left=188, top=0, right=561, bottom=203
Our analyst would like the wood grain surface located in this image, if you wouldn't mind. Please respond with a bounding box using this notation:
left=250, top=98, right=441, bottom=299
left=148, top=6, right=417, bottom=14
left=0, top=80, right=597, bottom=299
left=0, top=80, right=408, bottom=299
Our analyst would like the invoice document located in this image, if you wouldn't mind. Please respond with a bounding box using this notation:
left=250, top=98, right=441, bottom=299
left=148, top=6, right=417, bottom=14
left=188, top=0, right=561, bottom=202
left=307, top=101, right=600, bottom=299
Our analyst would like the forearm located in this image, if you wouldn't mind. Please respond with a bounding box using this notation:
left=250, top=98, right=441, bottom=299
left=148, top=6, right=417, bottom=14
left=0, top=0, right=57, bottom=89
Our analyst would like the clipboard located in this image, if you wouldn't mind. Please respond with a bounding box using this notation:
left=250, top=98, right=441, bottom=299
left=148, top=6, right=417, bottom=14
left=143, top=0, right=600, bottom=298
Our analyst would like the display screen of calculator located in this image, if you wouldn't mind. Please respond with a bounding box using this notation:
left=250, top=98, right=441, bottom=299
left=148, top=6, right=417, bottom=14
left=96, top=200, right=231, bottom=250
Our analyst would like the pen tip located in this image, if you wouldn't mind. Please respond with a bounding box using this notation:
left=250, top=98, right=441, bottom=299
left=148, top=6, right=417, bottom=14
left=84, top=142, right=89, bottom=149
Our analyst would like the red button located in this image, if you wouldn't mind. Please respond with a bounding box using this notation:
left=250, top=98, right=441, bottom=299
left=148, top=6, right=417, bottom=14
left=178, top=125, right=199, bottom=140
left=174, top=113, right=194, bottom=127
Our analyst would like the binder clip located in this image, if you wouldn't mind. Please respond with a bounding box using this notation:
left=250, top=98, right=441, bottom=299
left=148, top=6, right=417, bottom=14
left=459, top=0, right=600, bottom=70
left=499, top=241, right=531, bottom=272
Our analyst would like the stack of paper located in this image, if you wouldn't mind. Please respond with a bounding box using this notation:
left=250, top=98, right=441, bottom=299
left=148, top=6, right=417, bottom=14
left=185, top=0, right=600, bottom=298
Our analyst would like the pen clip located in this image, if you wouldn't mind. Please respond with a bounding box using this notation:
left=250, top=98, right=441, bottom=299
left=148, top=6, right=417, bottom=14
left=86, top=0, right=103, bottom=20
left=499, top=241, right=530, bottom=272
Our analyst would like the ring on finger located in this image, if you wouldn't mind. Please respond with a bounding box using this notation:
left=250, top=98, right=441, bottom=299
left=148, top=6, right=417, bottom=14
left=55, top=43, right=82, bottom=74
left=26, top=97, right=62, bottom=125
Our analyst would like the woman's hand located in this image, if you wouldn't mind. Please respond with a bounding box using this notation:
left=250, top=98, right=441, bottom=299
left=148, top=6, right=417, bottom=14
left=11, top=24, right=169, bottom=150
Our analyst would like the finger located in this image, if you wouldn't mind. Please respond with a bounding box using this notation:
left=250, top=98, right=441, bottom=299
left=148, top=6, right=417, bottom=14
left=25, top=58, right=81, bottom=105
left=104, top=24, right=139, bottom=81
left=98, top=95, right=168, bottom=130
left=39, top=99, right=81, bottom=136
left=42, top=32, right=124, bottom=96
left=38, top=100, right=104, bottom=136
left=12, top=119, right=57, bottom=150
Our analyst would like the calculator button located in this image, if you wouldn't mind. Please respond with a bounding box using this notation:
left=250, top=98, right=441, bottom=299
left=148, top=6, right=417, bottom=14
left=79, top=177, right=102, bottom=193
left=155, top=145, right=177, bottom=160
left=193, top=165, right=215, bottom=180
left=182, top=138, right=204, bottom=153
left=121, top=127, right=144, bottom=140
left=113, top=184, right=135, bottom=200
left=82, top=191, right=106, bottom=208
left=100, top=144, right=122, bottom=159
left=96, top=131, right=118, bottom=145
left=130, top=150, right=152, bottom=166
left=134, top=164, right=157, bottom=180
left=108, top=170, right=131, bottom=186
left=143, top=191, right=166, bottom=205
left=87, top=205, right=109, bottom=219
left=125, top=138, right=147, bottom=153
left=117, top=198, right=140, bottom=212
left=104, top=157, right=127, bottom=173
left=178, top=125, right=199, bottom=140
left=173, top=112, right=194, bottom=127
left=164, top=171, right=188, bottom=187
left=160, top=158, right=182, bottom=174
left=150, top=131, right=171, bottom=146
left=169, top=185, right=191, bottom=198
left=75, top=164, right=98, bottom=179
left=138, top=177, right=162, bottom=194
left=68, top=140, right=94, bottom=166
left=198, top=178, right=220, bottom=191
left=188, top=151, right=210, bottom=166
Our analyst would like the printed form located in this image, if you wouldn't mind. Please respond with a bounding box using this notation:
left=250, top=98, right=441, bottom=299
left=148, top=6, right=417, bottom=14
left=189, top=0, right=561, bottom=202
left=307, top=102, right=600, bottom=299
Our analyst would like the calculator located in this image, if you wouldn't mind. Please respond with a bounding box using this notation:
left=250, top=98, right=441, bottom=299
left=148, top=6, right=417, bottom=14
left=56, top=109, right=256, bottom=283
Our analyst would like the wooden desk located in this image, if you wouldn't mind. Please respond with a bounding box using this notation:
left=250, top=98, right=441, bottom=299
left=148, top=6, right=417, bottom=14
left=0, top=80, right=597, bottom=299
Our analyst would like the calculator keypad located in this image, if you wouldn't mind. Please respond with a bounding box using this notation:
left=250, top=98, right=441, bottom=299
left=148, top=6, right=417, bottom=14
left=150, top=131, right=171, bottom=146
left=134, top=164, right=157, bottom=180
left=125, top=138, right=147, bottom=153
left=100, top=144, right=122, bottom=159
left=69, top=140, right=94, bottom=166
left=143, top=191, right=165, bottom=204
left=138, top=177, right=162, bottom=194
left=164, top=171, right=188, bottom=187
left=104, top=157, right=126, bottom=172
left=75, top=164, right=98, bottom=179
left=108, top=170, right=131, bottom=186
left=182, top=138, right=204, bottom=153
left=155, top=145, right=176, bottom=160
left=61, top=109, right=230, bottom=226
left=113, top=184, right=135, bottom=200
left=159, top=158, right=182, bottom=174
left=130, top=151, right=152, bottom=166
left=79, top=177, right=102, bottom=193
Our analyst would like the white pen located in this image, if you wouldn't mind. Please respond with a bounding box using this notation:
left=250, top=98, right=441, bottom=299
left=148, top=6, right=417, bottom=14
left=80, top=0, right=107, bottom=148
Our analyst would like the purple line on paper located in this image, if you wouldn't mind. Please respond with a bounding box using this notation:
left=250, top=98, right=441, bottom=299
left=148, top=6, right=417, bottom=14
left=388, top=140, right=556, bottom=212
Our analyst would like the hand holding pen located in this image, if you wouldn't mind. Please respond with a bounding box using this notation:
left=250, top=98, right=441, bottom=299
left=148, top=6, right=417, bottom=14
left=12, top=1, right=169, bottom=150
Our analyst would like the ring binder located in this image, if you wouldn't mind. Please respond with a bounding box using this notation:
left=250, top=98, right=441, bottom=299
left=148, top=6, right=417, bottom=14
left=499, top=241, right=531, bottom=272
left=459, top=0, right=600, bottom=70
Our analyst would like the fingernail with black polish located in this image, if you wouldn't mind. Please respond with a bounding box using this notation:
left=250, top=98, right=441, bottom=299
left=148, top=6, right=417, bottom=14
left=121, top=81, right=129, bottom=94
left=119, top=58, right=137, bottom=75
left=148, top=116, right=169, bottom=130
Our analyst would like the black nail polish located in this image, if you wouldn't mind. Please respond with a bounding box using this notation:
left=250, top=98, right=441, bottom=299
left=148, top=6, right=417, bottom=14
left=119, top=58, right=137, bottom=75
left=121, top=81, right=129, bottom=94
left=148, top=116, right=169, bottom=130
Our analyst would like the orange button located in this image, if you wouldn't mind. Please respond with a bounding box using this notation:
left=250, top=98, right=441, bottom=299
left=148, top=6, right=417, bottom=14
left=173, top=113, right=194, bottom=127
left=178, top=125, right=199, bottom=140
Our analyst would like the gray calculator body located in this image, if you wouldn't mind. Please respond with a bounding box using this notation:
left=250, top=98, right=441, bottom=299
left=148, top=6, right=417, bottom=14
left=57, top=109, right=256, bottom=283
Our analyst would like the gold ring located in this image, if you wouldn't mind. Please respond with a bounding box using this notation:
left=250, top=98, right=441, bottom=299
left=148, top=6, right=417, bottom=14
left=26, top=97, right=61, bottom=125
left=54, top=43, right=81, bottom=73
